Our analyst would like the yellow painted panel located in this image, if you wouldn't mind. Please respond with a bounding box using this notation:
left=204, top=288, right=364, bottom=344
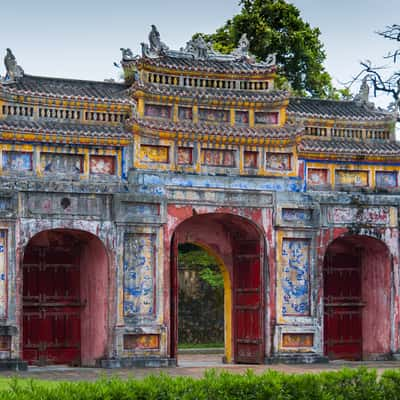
left=336, top=170, right=369, bottom=186
left=140, top=145, right=169, bottom=163
left=249, top=108, right=255, bottom=128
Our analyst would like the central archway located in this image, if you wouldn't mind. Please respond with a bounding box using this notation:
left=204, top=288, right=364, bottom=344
left=22, top=229, right=109, bottom=366
left=170, top=213, right=265, bottom=364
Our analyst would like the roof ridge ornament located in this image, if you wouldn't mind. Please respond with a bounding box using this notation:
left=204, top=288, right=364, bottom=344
left=3, top=48, right=24, bottom=83
left=134, top=25, right=276, bottom=67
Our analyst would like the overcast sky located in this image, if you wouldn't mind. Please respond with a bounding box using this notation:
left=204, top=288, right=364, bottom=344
left=0, top=0, right=398, bottom=107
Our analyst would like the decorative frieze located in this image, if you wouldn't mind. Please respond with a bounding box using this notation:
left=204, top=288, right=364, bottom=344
left=235, top=110, right=249, bottom=126
left=123, top=334, right=159, bottom=350
left=198, top=108, right=229, bottom=123
left=178, top=107, right=192, bottom=121
left=202, top=149, right=235, bottom=167
left=255, top=111, right=278, bottom=125
left=266, top=153, right=290, bottom=171
left=376, top=171, right=397, bottom=189
left=244, top=151, right=258, bottom=168
left=282, top=333, right=313, bottom=348
left=41, top=153, right=83, bottom=174
left=282, top=208, right=312, bottom=222
left=335, top=170, right=368, bottom=187
left=144, top=104, right=171, bottom=119
left=3, top=152, right=32, bottom=171
left=329, top=207, right=390, bottom=225
left=90, top=155, right=115, bottom=175
left=140, top=145, right=169, bottom=163
left=177, top=147, right=193, bottom=165
left=307, top=168, right=329, bottom=187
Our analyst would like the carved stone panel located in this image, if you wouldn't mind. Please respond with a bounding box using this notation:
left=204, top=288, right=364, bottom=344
left=123, top=234, right=155, bottom=318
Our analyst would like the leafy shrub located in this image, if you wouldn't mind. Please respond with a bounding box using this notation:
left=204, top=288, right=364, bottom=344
left=0, top=367, right=397, bottom=400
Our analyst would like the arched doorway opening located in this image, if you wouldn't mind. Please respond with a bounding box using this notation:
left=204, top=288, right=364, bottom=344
left=177, top=243, right=226, bottom=354
left=171, top=213, right=265, bottom=364
left=22, top=229, right=108, bottom=366
left=323, top=235, right=391, bottom=360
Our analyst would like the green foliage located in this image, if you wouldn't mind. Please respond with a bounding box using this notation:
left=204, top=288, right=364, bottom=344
left=0, top=368, right=398, bottom=399
left=178, top=243, right=223, bottom=288
left=196, top=0, right=336, bottom=98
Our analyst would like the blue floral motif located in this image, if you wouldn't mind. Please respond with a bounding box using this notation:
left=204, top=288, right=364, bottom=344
left=282, top=239, right=310, bottom=316
left=123, top=235, right=155, bottom=317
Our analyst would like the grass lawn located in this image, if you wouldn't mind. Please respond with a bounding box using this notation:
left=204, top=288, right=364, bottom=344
left=0, top=377, right=58, bottom=391
left=178, top=342, right=224, bottom=349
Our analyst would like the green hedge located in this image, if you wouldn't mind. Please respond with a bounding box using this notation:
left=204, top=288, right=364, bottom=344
left=3, top=368, right=400, bottom=399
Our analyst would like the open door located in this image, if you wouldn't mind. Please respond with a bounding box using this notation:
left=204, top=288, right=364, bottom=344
left=234, top=239, right=264, bottom=364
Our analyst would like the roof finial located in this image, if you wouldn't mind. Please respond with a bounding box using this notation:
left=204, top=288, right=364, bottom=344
left=141, top=25, right=169, bottom=58
left=232, top=33, right=250, bottom=60
left=355, top=76, right=370, bottom=103
left=4, top=48, right=24, bottom=82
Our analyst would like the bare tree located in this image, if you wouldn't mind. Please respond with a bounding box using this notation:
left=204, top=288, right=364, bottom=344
left=352, top=24, right=400, bottom=120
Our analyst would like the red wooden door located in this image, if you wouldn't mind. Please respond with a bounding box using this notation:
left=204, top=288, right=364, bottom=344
left=23, top=246, right=81, bottom=365
left=234, top=240, right=264, bottom=364
left=324, top=252, right=363, bottom=360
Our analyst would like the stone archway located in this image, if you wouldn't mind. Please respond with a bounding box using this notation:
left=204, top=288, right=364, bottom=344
left=170, top=213, right=265, bottom=364
left=323, top=235, right=391, bottom=360
left=22, top=229, right=109, bottom=366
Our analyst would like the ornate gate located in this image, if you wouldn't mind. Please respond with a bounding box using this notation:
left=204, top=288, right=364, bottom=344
left=23, top=245, right=81, bottom=365
left=324, top=252, right=362, bottom=360
left=234, top=239, right=264, bottom=364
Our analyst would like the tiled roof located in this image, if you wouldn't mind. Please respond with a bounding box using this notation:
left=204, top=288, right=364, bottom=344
left=298, top=138, right=400, bottom=156
left=132, top=116, right=301, bottom=140
left=288, top=98, right=394, bottom=121
left=132, top=82, right=289, bottom=103
left=0, top=117, right=130, bottom=139
left=129, top=56, right=275, bottom=75
left=1, top=75, right=131, bottom=104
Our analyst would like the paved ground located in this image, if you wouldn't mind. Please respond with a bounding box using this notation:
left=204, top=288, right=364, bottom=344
left=0, top=354, right=399, bottom=381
